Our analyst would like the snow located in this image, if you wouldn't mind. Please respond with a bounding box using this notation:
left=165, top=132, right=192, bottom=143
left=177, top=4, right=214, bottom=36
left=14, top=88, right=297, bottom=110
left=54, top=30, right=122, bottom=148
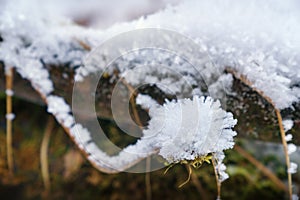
left=288, top=143, right=297, bottom=155
left=47, top=96, right=70, bottom=115
left=143, top=96, right=237, bottom=163
left=47, top=95, right=75, bottom=128
left=283, top=119, right=294, bottom=132
left=5, top=89, right=14, bottom=96
left=292, top=194, right=299, bottom=200
left=288, top=162, right=298, bottom=174
left=214, top=151, right=229, bottom=182
left=1, top=0, right=300, bottom=108
left=285, top=134, right=293, bottom=142
left=70, top=124, right=92, bottom=145
left=5, top=113, right=15, bottom=121
left=72, top=95, right=236, bottom=174
left=136, top=94, right=159, bottom=109
left=71, top=125, right=157, bottom=173
left=208, top=74, right=233, bottom=101
left=0, top=0, right=299, bottom=177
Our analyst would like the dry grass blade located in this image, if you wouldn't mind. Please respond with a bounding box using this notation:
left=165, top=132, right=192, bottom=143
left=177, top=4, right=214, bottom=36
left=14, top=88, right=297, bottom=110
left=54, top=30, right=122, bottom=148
left=211, top=157, right=221, bottom=200
left=275, top=110, right=292, bottom=197
left=6, top=67, right=14, bottom=176
left=226, top=68, right=292, bottom=199
left=40, top=116, right=55, bottom=195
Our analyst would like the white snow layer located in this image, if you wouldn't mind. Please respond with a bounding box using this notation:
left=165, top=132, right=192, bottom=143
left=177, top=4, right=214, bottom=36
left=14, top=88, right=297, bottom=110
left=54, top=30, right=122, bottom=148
left=1, top=0, right=300, bottom=108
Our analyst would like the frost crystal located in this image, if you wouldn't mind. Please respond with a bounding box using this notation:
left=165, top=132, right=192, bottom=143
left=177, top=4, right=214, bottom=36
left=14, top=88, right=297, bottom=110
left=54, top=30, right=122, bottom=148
left=214, top=151, right=229, bottom=182
left=5, top=89, right=14, bottom=96
left=47, top=95, right=75, bottom=128
left=287, top=143, right=297, bottom=155
left=283, top=119, right=294, bottom=132
left=47, top=96, right=71, bottom=115
left=292, top=194, right=299, bottom=200
left=70, top=124, right=92, bottom=145
left=6, top=113, right=15, bottom=120
left=288, top=162, right=298, bottom=174
left=143, top=96, right=237, bottom=163
left=285, top=134, right=293, bottom=142
left=136, top=94, right=159, bottom=110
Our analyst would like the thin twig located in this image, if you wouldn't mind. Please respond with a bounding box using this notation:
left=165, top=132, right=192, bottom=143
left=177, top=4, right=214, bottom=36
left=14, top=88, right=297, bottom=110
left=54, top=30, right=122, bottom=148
left=211, top=158, right=221, bottom=200
left=6, top=67, right=14, bottom=176
left=40, top=116, right=55, bottom=195
left=234, top=145, right=287, bottom=192
left=226, top=68, right=292, bottom=199
left=275, top=110, right=292, bottom=197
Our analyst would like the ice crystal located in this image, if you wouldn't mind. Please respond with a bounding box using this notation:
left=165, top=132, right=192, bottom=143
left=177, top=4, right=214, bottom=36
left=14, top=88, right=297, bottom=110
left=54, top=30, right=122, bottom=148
left=287, top=143, right=297, bottom=155
left=292, top=194, right=299, bottom=200
left=288, top=162, right=298, bottom=174
left=5, top=113, right=15, bottom=121
left=285, top=134, right=293, bottom=142
left=283, top=119, right=294, bottom=132
left=143, top=96, right=237, bottom=163
left=70, top=124, right=92, bottom=146
left=136, top=94, right=158, bottom=110
left=47, top=95, right=75, bottom=128
left=5, top=89, right=14, bottom=96
left=213, top=151, right=229, bottom=182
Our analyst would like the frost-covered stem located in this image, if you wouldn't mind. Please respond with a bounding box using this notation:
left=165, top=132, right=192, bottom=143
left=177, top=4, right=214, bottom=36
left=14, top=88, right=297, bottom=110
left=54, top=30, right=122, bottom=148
left=275, top=109, right=292, bottom=200
left=226, top=68, right=292, bottom=199
left=6, top=67, right=14, bottom=175
left=234, top=145, right=287, bottom=192
left=211, top=158, right=221, bottom=200
left=40, top=116, right=54, bottom=194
